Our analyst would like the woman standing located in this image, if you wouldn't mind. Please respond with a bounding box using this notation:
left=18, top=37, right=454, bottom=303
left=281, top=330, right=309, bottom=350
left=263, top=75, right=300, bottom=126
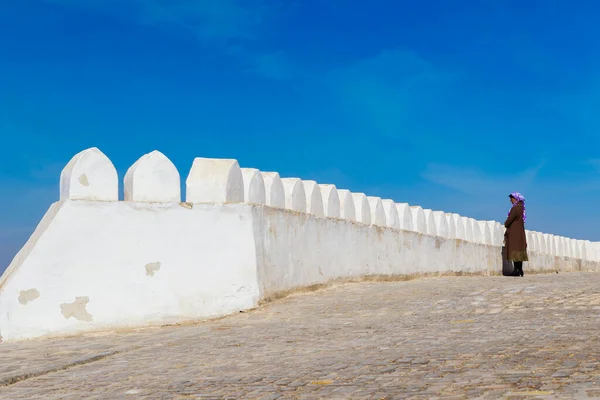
left=505, top=192, right=528, bottom=276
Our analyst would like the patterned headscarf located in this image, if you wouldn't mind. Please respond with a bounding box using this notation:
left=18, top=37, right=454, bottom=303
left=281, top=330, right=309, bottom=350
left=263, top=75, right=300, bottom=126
left=508, top=192, right=526, bottom=222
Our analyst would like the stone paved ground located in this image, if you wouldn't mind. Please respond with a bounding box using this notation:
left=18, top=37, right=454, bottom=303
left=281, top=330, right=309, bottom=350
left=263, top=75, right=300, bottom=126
left=2, top=272, right=600, bottom=399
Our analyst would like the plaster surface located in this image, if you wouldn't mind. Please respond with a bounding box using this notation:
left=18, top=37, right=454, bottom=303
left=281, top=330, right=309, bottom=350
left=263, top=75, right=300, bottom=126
left=382, top=199, right=399, bottom=229
left=186, top=158, right=244, bottom=203
left=423, top=209, right=437, bottom=236
left=463, top=217, right=474, bottom=242
left=352, top=193, right=371, bottom=225
left=446, top=213, right=457, bottom=239
left=281, top=178, right=306, bottom=212
left=0, top=202, right=259, bottom=341
left=433, top=211, right=449, bottom=238
left=240, top=168, right=266, bottom=205
left=526, top=231, right=535, bottom=252
left=367, top=197, right=386, bottom=227
left=319, top=184, right=340, bottom=218
left=495, top=223, right=505, bottom=247
left=587, top=241, right=599, bottom=261
left=537, top=232, right=547, bottom=253
left=60, top=148, right=118, bottom=201
left=395, top=203, right=413, bottom=231
left=124, top=150, right=180, bottom=203
left=555, top=237, right=564, bottom=257
left=2, top=198, right=599, bottom=342
left=480, top=221, right=492, bottom=245
left=563, top=237, right=572, bottom=258
left=537, top=233, right=544, bottom=253
left=572, top=240, right=580, bottom=259
left=472, top=219, right=482, bottom=244
left=303, top=181, right=324, bottom=217
left=536, top=233, right=544, bottom=253
left=410, top=206, right=427, bottom=234
left=337, top=190, right=356, bottom=221
left=485, top=221, right=498, bottom=246
left=575, top=240, right=584, bottom=259
left=252, top=206, right=599, bottom=301
left=261, top=172, right=285, bottom=208
left=254, top=206, right=492, bottom=299
left=547, top=234, right=557, bottom=256
left=452, top=214, right=466, bottom=240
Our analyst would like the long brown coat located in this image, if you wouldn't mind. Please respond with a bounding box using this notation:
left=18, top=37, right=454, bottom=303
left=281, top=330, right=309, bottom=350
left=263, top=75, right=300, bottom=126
left=504, top=202, right=528, bottom=261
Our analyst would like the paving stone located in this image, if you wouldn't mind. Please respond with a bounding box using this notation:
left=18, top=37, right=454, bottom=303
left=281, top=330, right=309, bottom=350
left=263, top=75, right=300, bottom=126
left=0, top=273, right=600, bottom=398
left=552, top=370, right=574, bottom=378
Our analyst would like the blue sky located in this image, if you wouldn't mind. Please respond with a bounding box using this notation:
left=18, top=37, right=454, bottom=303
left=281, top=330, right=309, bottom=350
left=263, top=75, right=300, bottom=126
left=2, top=0, right=600, bottom=271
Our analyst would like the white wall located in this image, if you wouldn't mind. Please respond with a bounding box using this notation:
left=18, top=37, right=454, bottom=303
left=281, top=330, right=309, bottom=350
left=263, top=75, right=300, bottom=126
left=1, top=146, right=599, bottom=341
left=254, top=206, right=600, bottom=298
left=0, top=202, right=259, bottom=341
left=253, top=206, right=501, bottom=299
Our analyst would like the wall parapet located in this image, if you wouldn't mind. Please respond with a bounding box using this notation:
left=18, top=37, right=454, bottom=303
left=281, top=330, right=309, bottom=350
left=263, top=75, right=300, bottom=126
left=19, top=146, right=600, bottom=263
left=1, top=147, right=598, bottom=342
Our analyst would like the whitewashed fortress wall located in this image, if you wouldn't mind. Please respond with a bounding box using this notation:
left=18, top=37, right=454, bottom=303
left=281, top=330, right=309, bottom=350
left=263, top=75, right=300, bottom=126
left=1, top=148, right=598, bottom=341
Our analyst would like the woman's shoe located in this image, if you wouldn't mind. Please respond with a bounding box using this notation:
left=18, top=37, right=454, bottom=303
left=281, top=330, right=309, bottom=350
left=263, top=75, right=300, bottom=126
left=514, top=268, right=523, bottom=277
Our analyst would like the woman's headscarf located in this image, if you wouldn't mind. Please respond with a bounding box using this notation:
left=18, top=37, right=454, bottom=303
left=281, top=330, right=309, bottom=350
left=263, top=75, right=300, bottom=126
left=508, top=192, right=526, bottom=222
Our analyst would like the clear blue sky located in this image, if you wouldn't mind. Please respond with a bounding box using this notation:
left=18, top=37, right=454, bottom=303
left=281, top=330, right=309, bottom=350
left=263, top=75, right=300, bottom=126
left=2, top=0, right=600, bottom=271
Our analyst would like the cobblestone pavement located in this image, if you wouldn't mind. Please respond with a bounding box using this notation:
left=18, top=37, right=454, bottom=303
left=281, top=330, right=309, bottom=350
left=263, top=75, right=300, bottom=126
left=2, top=272, right=600, bottom=399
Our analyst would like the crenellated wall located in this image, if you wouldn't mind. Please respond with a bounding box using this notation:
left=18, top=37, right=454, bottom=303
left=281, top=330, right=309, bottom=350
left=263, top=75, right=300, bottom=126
left=1, top=147, right=599, bottom=342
